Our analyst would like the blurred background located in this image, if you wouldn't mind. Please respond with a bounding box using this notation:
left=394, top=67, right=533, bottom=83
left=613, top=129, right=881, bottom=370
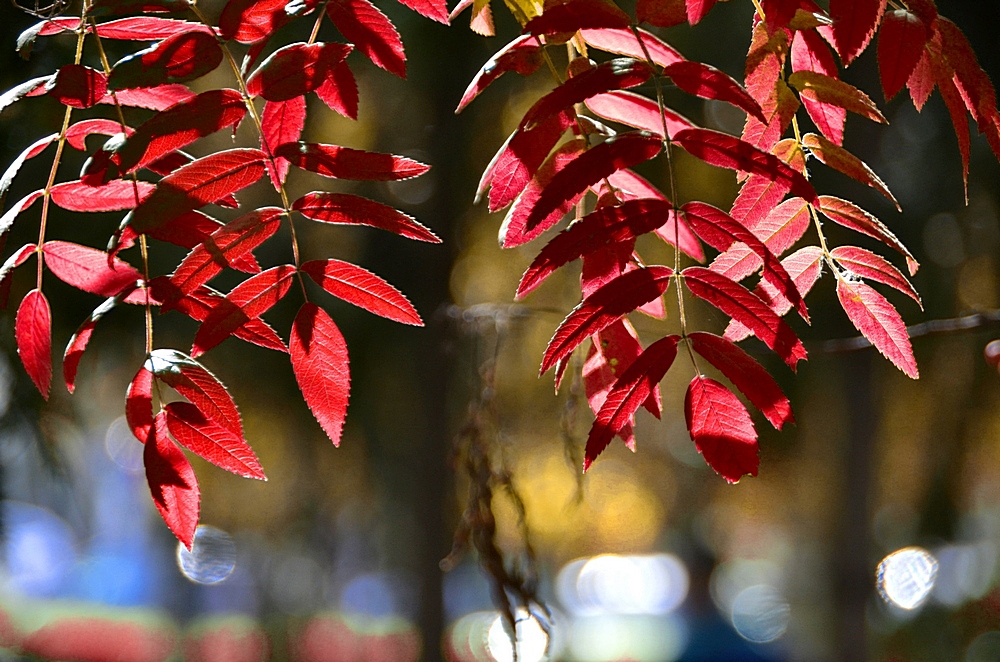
left=3, top=0, right=1000, bottom=660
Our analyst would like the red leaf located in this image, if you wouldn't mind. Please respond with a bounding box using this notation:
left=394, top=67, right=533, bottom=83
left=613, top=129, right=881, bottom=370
left=301, top=259, right=421, bottom=325
left=49, top=180, right=153, bottom=212
left=315, top=61, right=359, bottom=119
left=291, top=302, right=351, bottom=446
left=817, top=196, right=916, bottom=274
left=16, top=289, right=51, bottom=399
left=65, top=119, right=128, bottom=151
left=710, top=196, right=811, bottom=283
left=43, top=241, right=141, bottom=297
left=152, top=280, right=287, bottom=352
left=584, top=91, right=694, bottom=139
left=327, top=0, right=406, bottom=78
left=683, top=201, right=804, bottom=317
left=742, top=24, right=793, bottom=152
left=144, top=412, right=200, bottom=549
left=262, top=96, right=306, bottom=190
left=878, top=9, right=929, bottom=101
left=0, top=75, right=53, bottom=116
left=500, top=139, right=586, bottom=248
left=147, top=348, right=244, bottom=437
left=524, top=133, right=663, bottom=233
left=760, top=0, right=799, bottom=32
left=102, top=89, right=247, bottom=181
left=219, top=0, right=296, bottom=43
left=126, top=365, right=154, bottom=443
left=0, top=190, right=43, bottom=235
left=0, top=244, right=37, bottom=299
left=457, top=35, right=542, bottom=113
left=129, top=148, right=267, bottom=234
left=293, top=192, right=439, bottom=242
left=482, top=111, right=574, bottom=212
left=524, top=0, right=631, bottom=35
left=29, top=17, right=212, bottom=41
left=726, top=246, right=824, bottom=341
left=663, top=61, right=765, bottom=123
left=1, top=134, right=56, bottom=202
left=637, top=0, right=685, bottom=27
left=64, top=295, right=123, bottom=393
left=787, top=70, right=886, bottom=124
left=831, top=245, right=921, bottom=308
left=192, top=265, right=296, bottom=356
left=827, top=0, right=886, bottom=65
left=517, top=199, right=672, bottom=298
left=837, top=278, right=918, bottom=378
left=730, top=139, right=805, bottom=226
left=584, top=334, right=679, bottom=468
left=674, top=128, right=817, bottom=204
left=930, top=50, right=972, bottom=201
left=685, top=376, right=758, bottom=483
left=275, top=142, right=429, bottom=181
left=586, top=319, right=661, bottom=423
left=395, top=0, right=449, bottom=23
left=791, top=31, right=847, bottom=144
left=689, top=331, right=793, bottom=430
left=47, top=65, right=107, bottom=109
left=103, top=84, right=196, bottom=111
left=683, top=266, right=806, bottom=369
left=540, top=266, right=673, bottom=374
left=89, top=0, right=190, bottom=15
left=579, top=28, right=685, bottom=67
left=165, top=402, right=265, bottom=480
left=246, top=42, right=353, bottom=101
left=801, top=133, right=899, bottom=210
left=108, top=31, right=222, bottom=90
left=520, top=58, right=653, bottom=130
left=686, top=0, right=718, bottom=24
left=906, top=47, right=936, bottom=111
left=170, top=207, right=284, bottom=297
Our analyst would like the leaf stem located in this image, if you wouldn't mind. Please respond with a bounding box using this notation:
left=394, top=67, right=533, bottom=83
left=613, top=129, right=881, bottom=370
left=791, top=115, right=840, bottom=278
left=308, top=1, right=329, bottom=44
left=36, top=7, right=88, bottom=290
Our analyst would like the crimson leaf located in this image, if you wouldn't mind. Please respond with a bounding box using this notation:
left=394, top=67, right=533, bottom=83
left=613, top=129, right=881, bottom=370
left=301, top=259, right=422, bottom=325
left=291, top=302, right=351, bottom=446
left=685, top=376, right=758, bottom=483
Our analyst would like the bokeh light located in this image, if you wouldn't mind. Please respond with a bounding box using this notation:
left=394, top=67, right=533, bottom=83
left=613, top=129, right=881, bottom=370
left=485, top=611, right=549, bottom=662
left=876, top=546, right=939, bottom=610
left=730, top=584, right=790, bottom=644
left=556, top=553, right=689, bottom=616
left=177, top=526, right=237, bottom=585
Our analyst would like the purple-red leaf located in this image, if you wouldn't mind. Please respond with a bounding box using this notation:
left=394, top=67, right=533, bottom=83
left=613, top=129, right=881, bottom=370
left=316, top=61, right=359, bottom=119
left=579, top=28, right=685, bottom=67
left=524, top=133, right=663, bottom=233
left=396, top=0, right=449, bottom=22
left=540, top=266, right=673, bottom=374
left=246, top=42, right=353, bottom=101
left=43, top=241, right=141, bottom=297
left=517, top=199, right=671, bottom=298
left=50, top=180, right=153, bottom=212
left=16, top=289, right=51, bottom=399
left=584, top=334, right=679, bottom=469
left=262, top=96, right=306, bottom=190
left=129, top=148, right=267, bottom=234
left=837, top=277, right=918, bottom=378
left=327, top=0, right=406, bottom=78
left=817, top=196, right=916, bottom=274
left=878, top=9, right=929, bottom=101
left=685, top=376, right=758, bottom=483
left=686, top=0, right=718, bottom=24
left=827, top=0, right=886, bottom=65
left=293, top=192, right=439, bottom=242
left=730, top=139, right=805, bottom=226
left=710, top=196, right=811, bottom=283
left=108, top=31, right=223, bottom=90
left=275, top=142, right=429, bottom=181
left=689, top=331, right=793, bottom=430
left=683, top=266, right=806, bottom=369
left=126, top=365, right=155, bottom=443
left=291, top=302, right=351, bottom=446
left=220, top=0, right=296, bottom=43
left=102, top=84, right=196, bottom=111
left=301, top=259, right=422, bottom=325
left=192, top=265, right=296, bottom=356
left=674, top=128, right=817, bottom=204
left=457, top=35, right=542, bottom=113
left=584, top=91, right=694, bottom=139
left=145, top=412, right=200, bottom=549
left=47, top=65, right=107, bottom=108
left=664, top=61, right=766, bottom=123
left=165, top=401, right=265, bottom=480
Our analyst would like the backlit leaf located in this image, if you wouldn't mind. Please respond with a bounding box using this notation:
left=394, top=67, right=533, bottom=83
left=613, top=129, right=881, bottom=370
left=49, top=180, right=153, bottom=212
left=683, top=266, right=806, bottom=369
left=540, top=266, right=673, bottom=374
left=326, top=0, right=407, bottom=78
left=165, top=402, right=265, bottom=480
left=689, top=331, right=793, bottom=430
left=878, top=9, right=929, bottom=101
left=147, top=348, right=244, bottom=437
left=293, top=192, right=440, bottom=242
left=108, top=31, right=223, bottom=90
left=584, top=335, right=679, bottom=469
left=219, top=0, right=297, bottom=43
left=787, top=70, right=886, bottom=124
left=0, top=134, right=56, bottom=203
left=192, top=265, right=296, bottom=356
left=579, top=27, right=685, bottom=67
left=831, top=245, right=921, bottom=308
left=129, top=148, right=267, bottom=234
left=262, top=96, right=306, bottom=189
left=246, top=42, right=353, bottom=101
left=664, top=61, right=765, bottom=123
left=316, top=61, right=359, bottom=119
left=64, top=295, right=124, bottom=393
left=524, top=0, right=630, bottom=34
left=290, top=302, right=351, bottom=446
left=144, top=412, right=200, bottom=549
left=584, top=90, right=694, bottom=139
left=43, top=241, right=141, bottom=297
left=802, top=133, right=899, bottom=210
left=827, top=0, right=886, bottom=65
left=711, top=196, right=810, bottom=283
left=397, top=0, right=449, bottom=23
left=457, top=35, right=542, bottom=113
left=301, top=259, right=422, bottom=325
left=276, top=142, right=430, bottom=180
left=47, top=65, right=107, bottom=108
left=686, top=0, right=718, bottom=25
left=483, top=111, right=574, bottom=212
left=15, top=289, right=51, bottom=400
left=126, top=365, right=154, bottom=443
left=685, top=376, right=758, bottom=483
left=817, top=196, right=916, bottom=274
left=836, top=277, right=917, bottom=378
